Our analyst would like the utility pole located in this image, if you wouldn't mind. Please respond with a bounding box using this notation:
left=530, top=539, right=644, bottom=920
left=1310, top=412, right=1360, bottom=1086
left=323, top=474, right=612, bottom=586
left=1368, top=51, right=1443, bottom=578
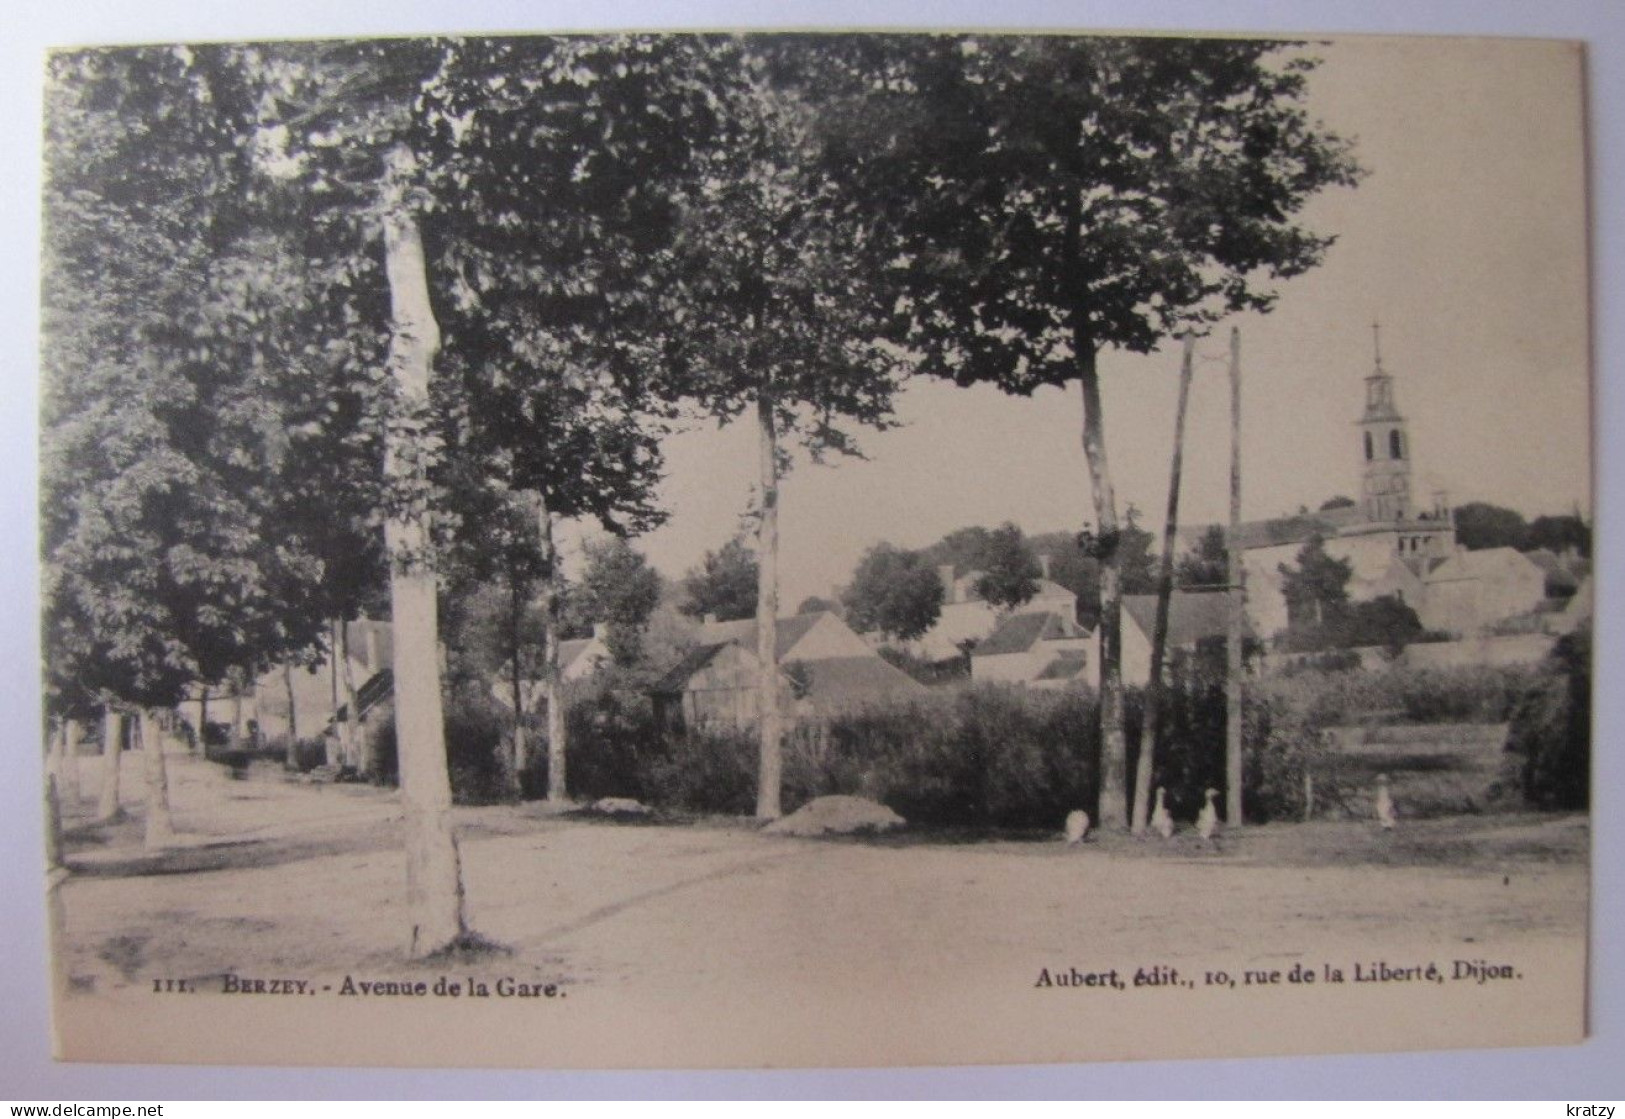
left=1226, top=326, right=1245, bottom=826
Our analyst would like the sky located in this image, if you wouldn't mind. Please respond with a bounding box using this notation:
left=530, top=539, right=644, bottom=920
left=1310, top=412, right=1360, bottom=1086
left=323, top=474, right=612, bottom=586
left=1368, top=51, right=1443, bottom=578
left=562, top=35, right=1593, bottom=608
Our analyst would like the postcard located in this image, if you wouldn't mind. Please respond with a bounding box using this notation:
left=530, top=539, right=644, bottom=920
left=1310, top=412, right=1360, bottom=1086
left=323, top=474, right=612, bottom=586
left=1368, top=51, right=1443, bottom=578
left=39, top=30, right=1590, bottom=1068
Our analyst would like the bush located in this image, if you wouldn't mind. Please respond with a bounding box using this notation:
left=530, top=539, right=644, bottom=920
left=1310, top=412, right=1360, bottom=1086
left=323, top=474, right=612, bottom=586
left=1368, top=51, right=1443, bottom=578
left=1507, top=627, right=1590, bottom=809
left=1251, top=663, right=1536, bottom=728
left=366, top=684, right=512, bottom=804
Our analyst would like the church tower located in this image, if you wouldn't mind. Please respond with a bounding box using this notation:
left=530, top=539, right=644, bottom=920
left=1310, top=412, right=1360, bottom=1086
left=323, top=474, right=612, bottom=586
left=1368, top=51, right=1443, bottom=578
left=1359, top=323, right=1411, bottom=523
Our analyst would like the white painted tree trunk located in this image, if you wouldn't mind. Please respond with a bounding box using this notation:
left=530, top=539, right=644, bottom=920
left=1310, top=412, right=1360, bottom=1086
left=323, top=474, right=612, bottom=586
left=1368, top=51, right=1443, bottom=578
left=381, top=145, right=467, bottom=957
left=1079, top=347, right=1127, bottom=830
left=96, top=708, right=123, bottom=823
left=140, top=708, right=175, bottom=850
left=53, top=719, right=83, bottom=807
left=754, top=392, right=783, bottom=820
left=509, top=583, right=528, bottom=795
left=282, top=661, right=300, bottom=763
left=338, top=621, right=361, bottom=769
left=538, top=498, right=567, bottom=804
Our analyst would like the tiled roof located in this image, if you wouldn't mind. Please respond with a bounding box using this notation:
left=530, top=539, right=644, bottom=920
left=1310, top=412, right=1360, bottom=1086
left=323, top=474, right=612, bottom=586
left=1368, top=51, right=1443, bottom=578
left=697, top=612, right=826, bottom=662
left=649, top=643, right=730, bottom=694
left=1121, top=591, right=1249, bottom=646
left=974, top=610, right=1088, bottom=657
left=796, top=656, right=925, bottom=709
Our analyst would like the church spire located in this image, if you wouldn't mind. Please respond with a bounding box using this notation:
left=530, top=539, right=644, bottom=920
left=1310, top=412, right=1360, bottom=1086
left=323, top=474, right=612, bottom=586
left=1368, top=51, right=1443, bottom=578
left=1359, top=320, right=1410, bottom=521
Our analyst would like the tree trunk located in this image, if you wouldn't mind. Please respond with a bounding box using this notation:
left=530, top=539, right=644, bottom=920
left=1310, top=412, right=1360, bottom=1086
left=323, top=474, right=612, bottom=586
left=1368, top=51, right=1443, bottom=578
left=381, top=144, right=468, bottom=957
left=140, top=707, right=175, bottom=850
left=198, top=687, right=209, bottom=755
left=96, top=707, right=123, bottom=823
left=754, top=391, right=784, bottom=820
left=328, top=617, right=342, bottom=767
left=338, top=620, right=360, bottom=769
left=45, top=772, right=64, bottom=871
left=1226, top=327, right=1245, bottom=826
left=537, top=496, right=567, bottom=805
left=282, top=661, right=300, bottom=768
left=53, top=718, right=83, bottom=808
left=509, top=576, right=528, bottom=796
left=230, top=669, right=246, bottom=752
left=1077, top=338, right=1127, bottom=830
left=1131, top=335, right=1196, bottom=834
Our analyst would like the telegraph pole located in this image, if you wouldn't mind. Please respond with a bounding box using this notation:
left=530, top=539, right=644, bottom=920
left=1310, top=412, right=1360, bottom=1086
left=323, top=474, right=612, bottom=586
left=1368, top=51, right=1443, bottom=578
left=1226, top=327, right=1245, bottom=826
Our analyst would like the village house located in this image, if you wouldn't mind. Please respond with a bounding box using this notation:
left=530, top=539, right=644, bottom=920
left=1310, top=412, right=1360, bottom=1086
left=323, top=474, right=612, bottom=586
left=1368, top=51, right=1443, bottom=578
left=489, top=623, right=616, bottom=714
left=177, top=616, right=394, bottom=752
left=1117, top=591, right=1250, bottom=687
left=652, top=610, right=924, bottom=731
left=969, top=609, right=1094, bottom=690
left=901, top=557, right=1079, bottom=661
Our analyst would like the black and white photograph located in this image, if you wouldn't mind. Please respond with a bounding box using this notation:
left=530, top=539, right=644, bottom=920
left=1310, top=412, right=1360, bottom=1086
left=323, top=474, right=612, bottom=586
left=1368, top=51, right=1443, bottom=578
left=29, top=22, right=1595, bottom=1073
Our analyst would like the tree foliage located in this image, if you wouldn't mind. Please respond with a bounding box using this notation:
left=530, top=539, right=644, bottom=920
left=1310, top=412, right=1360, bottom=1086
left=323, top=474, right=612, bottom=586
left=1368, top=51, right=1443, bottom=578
left=972, top=523, right=1043, bottom=612
left=842, top=543, right=945, bottom=642
left=575, top=537, right=663, bottom=665
left=679, top=536, right=760, bottom=622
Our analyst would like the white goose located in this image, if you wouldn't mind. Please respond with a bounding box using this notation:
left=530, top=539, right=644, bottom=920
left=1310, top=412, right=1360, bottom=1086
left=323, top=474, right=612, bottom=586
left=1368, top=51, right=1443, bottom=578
left=1150, top=786, right=1175, bottom=840
left=1375, top=773, right=1398, bottom=830
left=1196, top=788, right=1220, bottom=845
left=1064, top=809, right=1090, bottom=845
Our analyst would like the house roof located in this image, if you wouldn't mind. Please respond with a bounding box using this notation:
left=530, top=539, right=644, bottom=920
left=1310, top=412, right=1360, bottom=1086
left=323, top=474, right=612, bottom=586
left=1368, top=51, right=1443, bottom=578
left=1427, top=546, right=1541, bottom=583
left=973, top=610, right=1089, bottom=657
left=334, top=668, right=393, bottom=724
left=558, top=637, right=595, bottom=673
left=795, top=656, right=925, bottom=709
left=1121, top=591, right=1249, bottom=647
left=1225, top=515, right=1336, bottom=551
left=649, top=642, right=731, bottom=695
left=696, top=611, right=827, bottom=661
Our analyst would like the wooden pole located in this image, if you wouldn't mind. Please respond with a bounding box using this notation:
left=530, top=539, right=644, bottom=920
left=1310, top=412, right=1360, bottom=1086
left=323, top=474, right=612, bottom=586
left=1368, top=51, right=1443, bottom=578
left=1226, top=326, right=1245, bottom=827
left=1131, top=334, right=1196, bottom=834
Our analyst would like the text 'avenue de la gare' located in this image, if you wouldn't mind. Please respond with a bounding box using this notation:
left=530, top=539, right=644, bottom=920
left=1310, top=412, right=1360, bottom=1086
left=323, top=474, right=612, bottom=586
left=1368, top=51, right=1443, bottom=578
left=1032, top=959, right=1521, bottom=990
left=181, top=974, right=568, bottom=998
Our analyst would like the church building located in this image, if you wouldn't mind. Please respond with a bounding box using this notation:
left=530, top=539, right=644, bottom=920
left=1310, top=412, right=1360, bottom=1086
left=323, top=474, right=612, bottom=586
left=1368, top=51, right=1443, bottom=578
left=1213, top=327, right=1459, bottom=639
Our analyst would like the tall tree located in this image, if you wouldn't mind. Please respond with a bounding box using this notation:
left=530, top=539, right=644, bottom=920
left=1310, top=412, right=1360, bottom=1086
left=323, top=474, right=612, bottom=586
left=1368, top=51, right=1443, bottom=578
left=831, top=34, right=1361, bottom=826
left=664, top=45, right=909, bottom=818
left=972, top=523, right=1043, bottom=613
left=1453, top=502, right=1530, bottom=551
left=1278, top=534, right=1353, bottom=649
left=425, top=36, right=736, bottom=804
left=42, top=45, right=324, bottom=849
left=1177, top=525, right=1230, bottom=588
left=679, top=536, right=761, bottom=623
left=843, top=543, right=945, bottom=642
left=575, top=537, right=663, bottom=666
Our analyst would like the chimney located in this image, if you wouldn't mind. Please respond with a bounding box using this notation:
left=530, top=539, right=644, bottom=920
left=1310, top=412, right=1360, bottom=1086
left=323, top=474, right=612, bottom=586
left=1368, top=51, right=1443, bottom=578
left=1038, top=554, right=1052, bottom=581
left=938, top=564, right=957, bottom=604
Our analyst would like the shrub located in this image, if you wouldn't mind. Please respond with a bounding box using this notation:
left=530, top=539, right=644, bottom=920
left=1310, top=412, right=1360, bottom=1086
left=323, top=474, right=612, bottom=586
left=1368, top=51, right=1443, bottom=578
left=1507, top=627, right=1590, bottom=809
left=364, top=684, right=511, bottom=804
left=639, top=726, right=759, bottom=816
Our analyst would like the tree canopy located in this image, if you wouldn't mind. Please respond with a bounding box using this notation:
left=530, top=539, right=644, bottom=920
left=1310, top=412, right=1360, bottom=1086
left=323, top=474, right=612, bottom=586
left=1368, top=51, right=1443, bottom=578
left=842, top=543, right=945, bottom=642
